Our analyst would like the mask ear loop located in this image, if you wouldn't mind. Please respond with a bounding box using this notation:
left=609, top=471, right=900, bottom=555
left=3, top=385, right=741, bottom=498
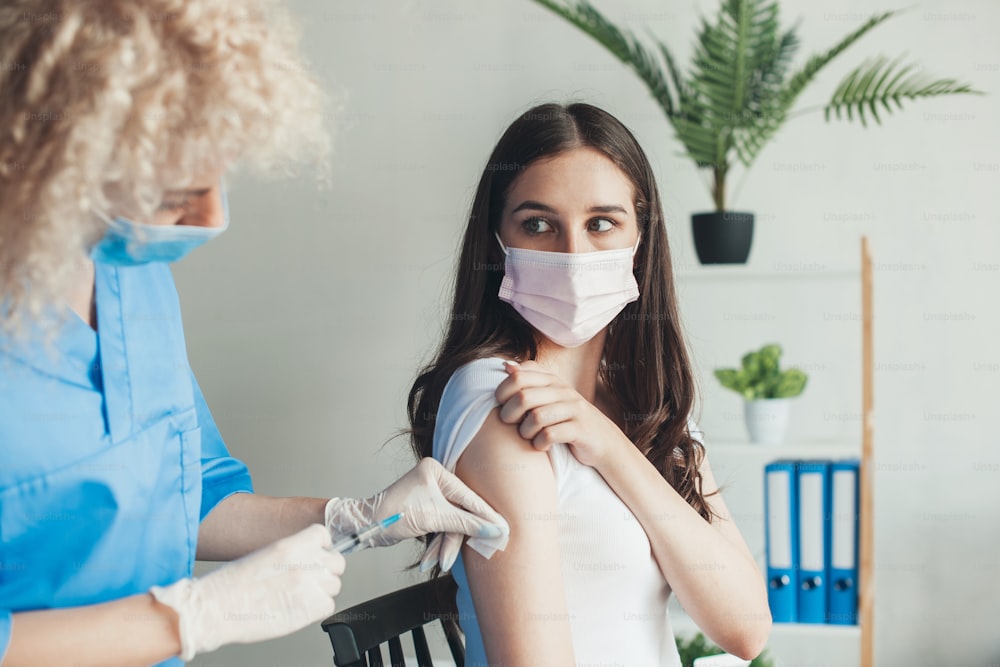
left=92, top=207, right=114, bottom=227
left=90, top=204, right=154, bottom=245
left=219, top=178, right=229, bottom=226
left=494, top=230, right=509, bottom=256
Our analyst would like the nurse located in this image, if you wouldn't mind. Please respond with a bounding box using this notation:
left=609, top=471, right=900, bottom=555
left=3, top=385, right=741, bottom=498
left=0, top=1, right=506, bottom=666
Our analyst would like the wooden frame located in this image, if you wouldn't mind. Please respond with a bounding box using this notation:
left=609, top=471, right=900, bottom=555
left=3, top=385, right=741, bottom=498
left=859, top=236, right=874, bottom=667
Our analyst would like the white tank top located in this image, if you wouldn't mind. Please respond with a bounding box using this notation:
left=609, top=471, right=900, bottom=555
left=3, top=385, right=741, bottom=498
left=432, top=357, right=683, bottom=667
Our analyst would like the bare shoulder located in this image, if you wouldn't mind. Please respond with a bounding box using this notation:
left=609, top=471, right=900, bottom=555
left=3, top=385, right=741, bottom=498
left=455, top=406, right=557, bottom=509
left=456, top=409, right=574, bottom=664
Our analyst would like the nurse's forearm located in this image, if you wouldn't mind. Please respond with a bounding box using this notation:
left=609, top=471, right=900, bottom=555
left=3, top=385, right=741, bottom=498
left=2, top=594, right=180, bottom=667
left=197, top=492, right=327, bottom=561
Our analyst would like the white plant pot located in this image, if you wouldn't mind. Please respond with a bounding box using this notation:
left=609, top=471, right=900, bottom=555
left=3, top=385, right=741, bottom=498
left=743, top=397, right=792, bottom=444
left=693, top=654, right=752, bottom=667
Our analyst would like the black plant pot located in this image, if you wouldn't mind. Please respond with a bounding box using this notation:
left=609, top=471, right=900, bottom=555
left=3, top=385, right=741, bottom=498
left=692, top=211, right=754, bottom=264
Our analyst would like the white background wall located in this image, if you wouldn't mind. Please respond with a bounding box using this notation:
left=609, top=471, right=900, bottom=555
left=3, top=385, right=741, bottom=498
left=177, top=1, right=1000, bottom=665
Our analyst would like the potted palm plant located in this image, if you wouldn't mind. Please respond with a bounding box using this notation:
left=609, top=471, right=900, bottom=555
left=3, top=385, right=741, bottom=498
left=531, top=0, right=982, bottom=264
left=715, top=343, right=807, bottom=444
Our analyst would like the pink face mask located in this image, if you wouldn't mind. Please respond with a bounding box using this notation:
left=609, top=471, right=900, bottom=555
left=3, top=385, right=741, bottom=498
left=495, top=232, right=641, bottom=348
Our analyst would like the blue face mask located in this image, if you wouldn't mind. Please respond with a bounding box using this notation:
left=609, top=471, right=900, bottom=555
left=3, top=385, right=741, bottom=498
left=89, top=181, right=230, bottom=266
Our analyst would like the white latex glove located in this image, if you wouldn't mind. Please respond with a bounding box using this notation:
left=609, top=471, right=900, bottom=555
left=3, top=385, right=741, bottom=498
left=325, top=458, right=509, bottom=572
left=149, top=524, right=344, bottom=660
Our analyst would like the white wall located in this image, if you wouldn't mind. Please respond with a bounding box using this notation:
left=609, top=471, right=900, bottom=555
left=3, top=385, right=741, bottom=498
left=176, top=1, right=1000, bottom=665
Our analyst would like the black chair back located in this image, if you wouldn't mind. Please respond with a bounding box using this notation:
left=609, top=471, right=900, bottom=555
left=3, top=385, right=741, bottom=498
left=322, top=575, right=465, bottom=667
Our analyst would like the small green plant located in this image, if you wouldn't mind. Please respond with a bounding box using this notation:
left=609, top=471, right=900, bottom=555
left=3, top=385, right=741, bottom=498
left=677, top=631, right=774, bottom=667
left=715, top=343, right=807, bottom=400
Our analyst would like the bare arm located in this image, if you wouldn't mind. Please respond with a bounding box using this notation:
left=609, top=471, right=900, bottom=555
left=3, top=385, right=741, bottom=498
left=196, top=493, right=327, bottom=561
left=2, top=595, right=180, bottom=667
left=596, top=439, right=771, bottom=660
left=455, top=409, right=575, bottom=667
left=494, top=363, right=771, bottom=659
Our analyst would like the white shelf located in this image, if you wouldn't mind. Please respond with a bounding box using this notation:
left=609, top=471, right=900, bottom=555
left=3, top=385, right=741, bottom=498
left=675, top=265, right=861, bottom=281
left=672, top=607, right=860, bottom=639
left=706, top=439, right=860, bottom=460
left=671, top=607, right=861, bottom=667
left=767, top=623, right=860, bottom=638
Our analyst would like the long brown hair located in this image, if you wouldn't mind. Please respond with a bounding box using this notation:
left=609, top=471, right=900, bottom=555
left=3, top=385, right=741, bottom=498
left=408, top=102, right=716, bottom=523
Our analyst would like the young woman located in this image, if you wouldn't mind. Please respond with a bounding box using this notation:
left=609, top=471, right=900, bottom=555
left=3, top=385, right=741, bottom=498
left=408, top=102, right=771, bottom=666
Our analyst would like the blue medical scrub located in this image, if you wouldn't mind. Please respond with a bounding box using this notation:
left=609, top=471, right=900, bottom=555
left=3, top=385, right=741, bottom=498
left=0, top=261, right=253, bottom=665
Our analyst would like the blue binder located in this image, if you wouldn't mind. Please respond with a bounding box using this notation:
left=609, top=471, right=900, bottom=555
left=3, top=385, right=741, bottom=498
left=828, top=459, right=860, bottom=624
left=796, top=460, right=832, bottom=624
left=764, top=460, right=798, bottom=623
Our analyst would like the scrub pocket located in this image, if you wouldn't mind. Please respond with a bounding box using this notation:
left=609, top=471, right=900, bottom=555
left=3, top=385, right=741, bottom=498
left=0, top=417, right=203, bottom=609
left=177, top=426, right=203, bottom=567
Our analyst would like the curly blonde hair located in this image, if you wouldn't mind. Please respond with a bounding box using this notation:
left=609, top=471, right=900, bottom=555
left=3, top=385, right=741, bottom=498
left=0, top=0, right=330, bottom=340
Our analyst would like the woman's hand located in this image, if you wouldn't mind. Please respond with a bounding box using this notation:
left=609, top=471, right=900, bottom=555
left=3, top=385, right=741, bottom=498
left=494, top=360, right=626, bottom=469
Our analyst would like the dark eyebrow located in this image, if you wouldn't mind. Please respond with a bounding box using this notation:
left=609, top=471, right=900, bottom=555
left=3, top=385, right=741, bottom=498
left=163, top=187, right=212, bottom=198
left=588, top=204, right=628, bottom=214
left=511, top=200, right=558, bottom=214
left=157, top=187, right=213, bottom=211
left=510, top=200, right=628, bottom=215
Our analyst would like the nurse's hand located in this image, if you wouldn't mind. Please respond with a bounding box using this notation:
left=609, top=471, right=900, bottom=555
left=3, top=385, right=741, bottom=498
left=149, top=524, right=344, bottom=660
left=325, top=458, right=509, bottom=572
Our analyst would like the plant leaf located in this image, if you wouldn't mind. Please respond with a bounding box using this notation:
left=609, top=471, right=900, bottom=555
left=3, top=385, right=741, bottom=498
left=783, top=11, right=896, bottom=108
left=760, top=343, right=782, bottom=363
left=530, top=0, right=678, bottom=117
left=741, top=349, right=761, bottom=375
left=744, top=10, right=897, bottom=162
left=825, top=56, right=983, bottom=124
left=714, top=368, right=747, bottom=394
left=732, top=25, right=800, bottom=166
left=651, top=36, right=689, bottom=109
left=774, top=368, right=808, bottom=398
